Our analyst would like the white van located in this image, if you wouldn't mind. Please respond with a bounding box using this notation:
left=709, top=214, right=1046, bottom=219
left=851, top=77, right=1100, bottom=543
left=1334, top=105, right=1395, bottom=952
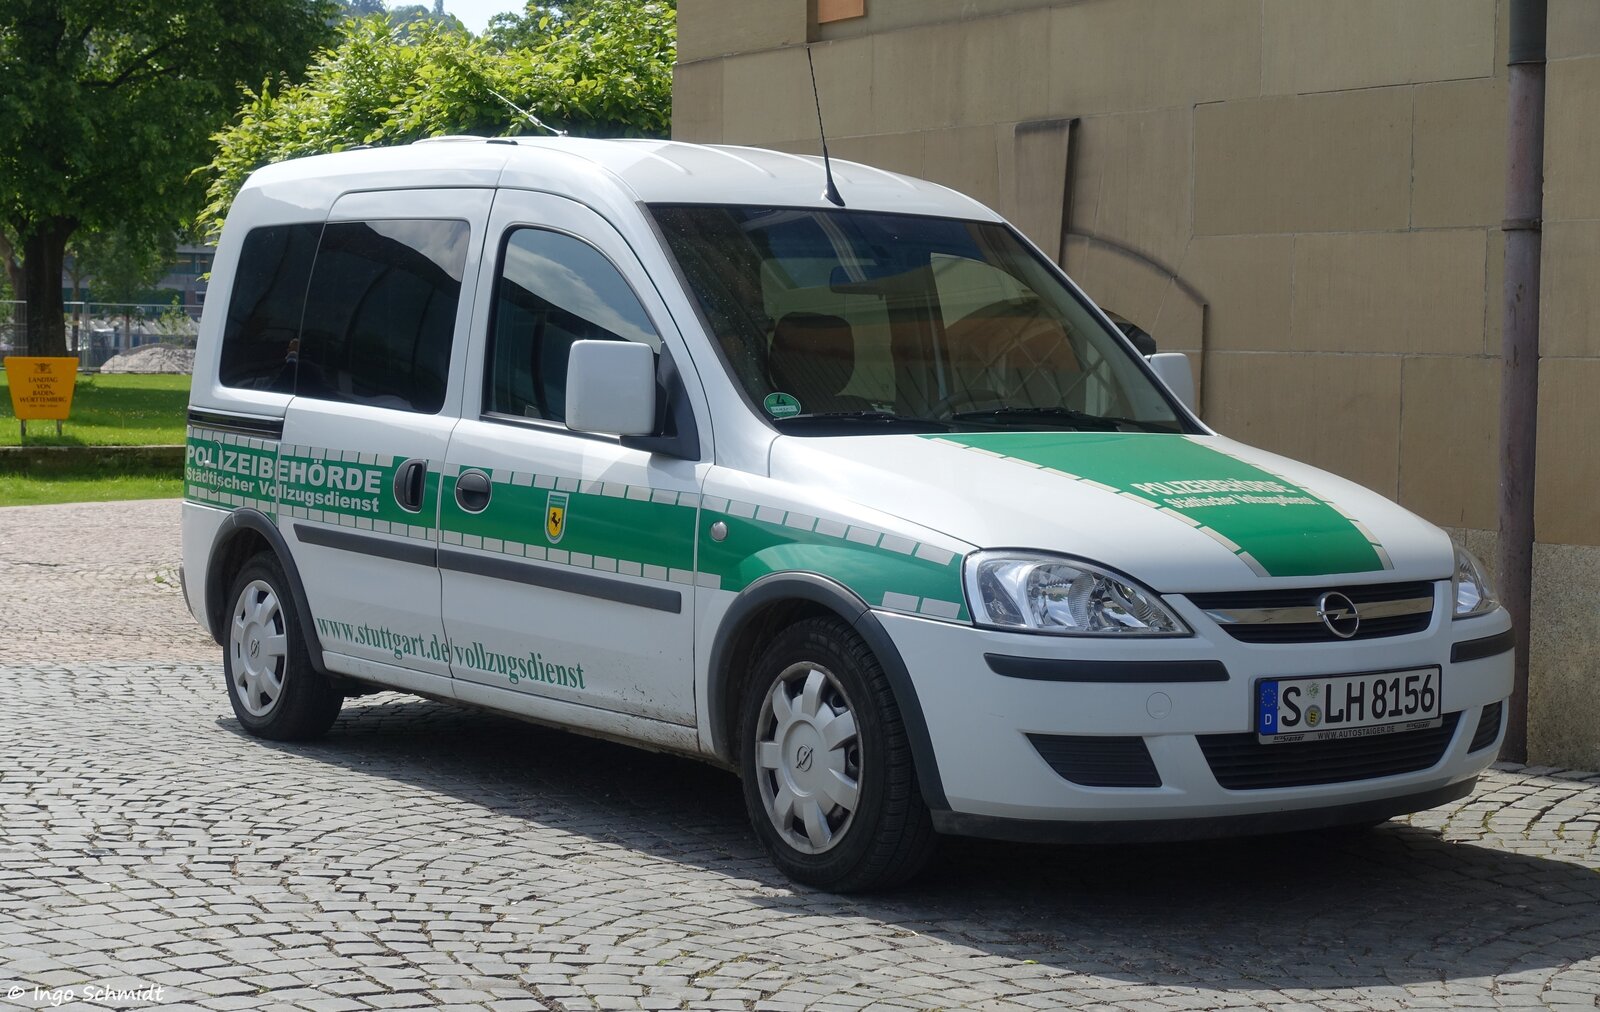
left=182, top=138, right=1512, bottom=891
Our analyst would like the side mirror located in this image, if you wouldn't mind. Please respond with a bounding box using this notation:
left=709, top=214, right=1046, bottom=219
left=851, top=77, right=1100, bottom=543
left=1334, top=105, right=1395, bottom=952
left=1146, top=352, right=1196, bottom=413
left=566, top=340, right=657, bottom=436
left=1117, top=321, right=1158, bottom=356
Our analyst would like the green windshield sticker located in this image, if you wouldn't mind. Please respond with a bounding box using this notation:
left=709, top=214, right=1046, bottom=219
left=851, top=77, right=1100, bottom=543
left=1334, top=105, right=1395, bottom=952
left=926, top=432, right=1390, bottom=579
left=763, top=392, right=802, bottom=418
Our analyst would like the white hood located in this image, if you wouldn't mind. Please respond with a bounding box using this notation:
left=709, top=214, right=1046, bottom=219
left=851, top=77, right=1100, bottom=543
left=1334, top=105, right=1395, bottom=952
left=768, top=431, right=1454, bottom=594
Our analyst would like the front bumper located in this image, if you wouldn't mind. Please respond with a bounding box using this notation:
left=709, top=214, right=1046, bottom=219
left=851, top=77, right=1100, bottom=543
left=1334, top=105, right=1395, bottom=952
left=930, top=779, right=1479, bottom=843
left=879, top=592, right=1513, bottom=833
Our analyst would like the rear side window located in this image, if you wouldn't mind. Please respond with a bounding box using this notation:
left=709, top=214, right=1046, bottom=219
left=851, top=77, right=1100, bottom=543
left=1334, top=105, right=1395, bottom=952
left=218, top=223, right=320, bottom=391
left=297, top=219, right=470, bottom=414
left=485, top=227, right=660, bottom=422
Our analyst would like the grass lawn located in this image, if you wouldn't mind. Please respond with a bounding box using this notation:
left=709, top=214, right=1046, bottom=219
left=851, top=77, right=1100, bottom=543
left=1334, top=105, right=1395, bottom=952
left=0, top=371, right=189, bottom=505
left=0, top=471, right=183, bottom=507
left=0, top=372, right=189, bottom=446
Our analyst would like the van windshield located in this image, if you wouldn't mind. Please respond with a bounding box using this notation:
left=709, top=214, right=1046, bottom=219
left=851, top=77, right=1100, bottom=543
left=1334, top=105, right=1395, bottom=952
left=649, top=204, right=1189, bottom=435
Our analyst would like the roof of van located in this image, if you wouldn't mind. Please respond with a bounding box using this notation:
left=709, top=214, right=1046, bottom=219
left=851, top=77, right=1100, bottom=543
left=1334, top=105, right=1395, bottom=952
left=244, top=136, right=1003, bottom=222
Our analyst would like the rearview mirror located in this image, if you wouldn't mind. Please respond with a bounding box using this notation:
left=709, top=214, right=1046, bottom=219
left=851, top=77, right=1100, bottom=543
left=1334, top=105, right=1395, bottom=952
left=1146, top=352, right=1196, bottom=413
left=566, top=340, right=657, bottom=436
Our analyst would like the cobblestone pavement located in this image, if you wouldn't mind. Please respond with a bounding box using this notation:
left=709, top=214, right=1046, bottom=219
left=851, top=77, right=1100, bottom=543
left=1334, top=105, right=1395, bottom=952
left=2, top=500, right=1599, bottom=1011
left=0, top=500, right=215, bottom=663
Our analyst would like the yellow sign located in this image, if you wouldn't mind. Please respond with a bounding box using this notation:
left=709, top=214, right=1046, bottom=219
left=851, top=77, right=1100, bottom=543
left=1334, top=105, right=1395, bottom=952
left=4, top=357, right=79, bottom=421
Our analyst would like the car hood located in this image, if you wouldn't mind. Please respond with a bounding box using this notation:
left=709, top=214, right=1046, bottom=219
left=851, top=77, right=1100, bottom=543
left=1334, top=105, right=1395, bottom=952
left=767, top=431, right=1454, bottom=593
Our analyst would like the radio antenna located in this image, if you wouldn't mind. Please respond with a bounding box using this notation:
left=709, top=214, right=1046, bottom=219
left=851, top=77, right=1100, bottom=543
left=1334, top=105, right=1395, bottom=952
left=490, top=89, right=566, bottom=137
left=806, top=47, right=846, bottom=208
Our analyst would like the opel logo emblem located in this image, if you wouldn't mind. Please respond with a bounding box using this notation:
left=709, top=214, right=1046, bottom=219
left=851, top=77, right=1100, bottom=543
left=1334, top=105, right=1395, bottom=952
left=249, top=639, right=260, bottom=658
left=795, top=745, right=815, bottom=772
left=1317, top=591, right=1360, bottom=639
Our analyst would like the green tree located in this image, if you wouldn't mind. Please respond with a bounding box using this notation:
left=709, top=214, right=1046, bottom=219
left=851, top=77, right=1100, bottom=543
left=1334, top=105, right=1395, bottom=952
left=339, top=0, right=388, bottom=16
left=483, top=0, right=674, bottom=50
left=68, top=228, right=172, bottom=304
left=0, top=0, right=334, bottom=355
left=199, top=0, right=675, bottom=237
left=331, top=0, right=463, bottom=34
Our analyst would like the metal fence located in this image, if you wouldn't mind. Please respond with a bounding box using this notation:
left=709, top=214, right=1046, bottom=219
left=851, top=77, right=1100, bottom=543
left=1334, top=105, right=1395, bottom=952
left=1, top=301, right=200, bottom=370
left=0, top=301, right=21, bottom=358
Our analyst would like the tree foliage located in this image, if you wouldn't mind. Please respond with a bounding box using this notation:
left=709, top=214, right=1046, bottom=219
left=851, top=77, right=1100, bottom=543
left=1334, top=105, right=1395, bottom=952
left=332, top=0, right=463, bottom=33
left=339, top=0, right=389, bottom=17
left=67, top=227, right=172, bottom=304
left=199, top=0, right=676, bottom=238
left=483, top=0, right=674, bottom=48
left=0, top=0, right=335, bottom=353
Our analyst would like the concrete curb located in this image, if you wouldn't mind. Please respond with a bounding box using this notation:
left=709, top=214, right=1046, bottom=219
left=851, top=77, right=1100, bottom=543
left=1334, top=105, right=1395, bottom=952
left=0, top=444, right=183, bottom=475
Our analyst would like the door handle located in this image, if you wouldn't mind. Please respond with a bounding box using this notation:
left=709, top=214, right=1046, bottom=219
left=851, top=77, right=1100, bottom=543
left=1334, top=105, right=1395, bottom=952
left=393, top=458, right=427, bottom=513
left=455, top=469, right=492, bottom=514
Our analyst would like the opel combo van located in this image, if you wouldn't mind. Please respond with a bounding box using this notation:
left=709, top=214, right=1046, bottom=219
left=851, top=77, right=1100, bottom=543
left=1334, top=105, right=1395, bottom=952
left=183, top=137, right=1513, bottom=891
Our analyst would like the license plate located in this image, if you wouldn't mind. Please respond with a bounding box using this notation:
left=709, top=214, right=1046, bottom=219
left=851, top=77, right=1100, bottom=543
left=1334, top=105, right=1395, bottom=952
left=1255, top=667, right=1441, bottom=744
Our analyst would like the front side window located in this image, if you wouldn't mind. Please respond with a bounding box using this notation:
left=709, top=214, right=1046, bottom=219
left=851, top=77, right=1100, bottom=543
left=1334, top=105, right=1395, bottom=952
left=650, top=205, right=1188, bottom=434
left=296, top=218, right=470, bottom=414
left=485, top=227, right=660, bottom=423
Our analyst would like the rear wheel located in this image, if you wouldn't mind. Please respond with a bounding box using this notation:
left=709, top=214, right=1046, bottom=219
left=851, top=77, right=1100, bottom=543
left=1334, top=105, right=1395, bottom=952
left=738, top=617, right=936, bottom=892
left=224, top=554, right=342, bottom=740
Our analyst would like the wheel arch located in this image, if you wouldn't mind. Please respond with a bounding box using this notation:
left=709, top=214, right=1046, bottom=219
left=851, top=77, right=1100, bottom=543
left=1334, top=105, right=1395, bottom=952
left=706, top=572, right=949, bottom=811
left=205, top=509, right=329, bottom=674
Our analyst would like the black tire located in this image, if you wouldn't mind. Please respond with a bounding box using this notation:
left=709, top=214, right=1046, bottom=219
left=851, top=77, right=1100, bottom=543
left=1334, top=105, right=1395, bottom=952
left=738, top=616, right=936, bottom=892
left=223, top=553, right=342, bottom=740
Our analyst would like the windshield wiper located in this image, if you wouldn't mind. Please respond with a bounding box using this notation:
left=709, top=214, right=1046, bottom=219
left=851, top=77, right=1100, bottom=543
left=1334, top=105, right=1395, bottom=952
left=947, top=406, right=1178, bottom=433
left=774, top=410, right=952, bottom=432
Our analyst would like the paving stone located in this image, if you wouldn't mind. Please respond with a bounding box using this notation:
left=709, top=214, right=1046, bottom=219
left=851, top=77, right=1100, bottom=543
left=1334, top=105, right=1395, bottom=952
left=1, top=499, right=1599, bottom=1011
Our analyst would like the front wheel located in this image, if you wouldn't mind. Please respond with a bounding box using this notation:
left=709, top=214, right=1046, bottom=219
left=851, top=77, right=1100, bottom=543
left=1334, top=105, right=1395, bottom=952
left=738, top=617, right=936, bottom=892
left=224, top=553, right=342, bottom=740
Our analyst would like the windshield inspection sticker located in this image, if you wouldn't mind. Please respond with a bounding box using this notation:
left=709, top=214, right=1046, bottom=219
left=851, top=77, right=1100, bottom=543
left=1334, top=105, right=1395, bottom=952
left=926, top=432, right=1393, bottom=579
left=763, top=392, right=802, bottom=418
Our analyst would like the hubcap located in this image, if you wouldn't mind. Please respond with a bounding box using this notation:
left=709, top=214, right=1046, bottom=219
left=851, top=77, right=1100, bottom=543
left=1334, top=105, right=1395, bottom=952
left=229, top=579, right=288, bottom=717
left=755, top=662, right=861, bottom=855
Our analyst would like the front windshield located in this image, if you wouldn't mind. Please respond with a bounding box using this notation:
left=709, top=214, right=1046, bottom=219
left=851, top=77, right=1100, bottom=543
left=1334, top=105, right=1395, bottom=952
left=649, top=204, right=1188, bottom=435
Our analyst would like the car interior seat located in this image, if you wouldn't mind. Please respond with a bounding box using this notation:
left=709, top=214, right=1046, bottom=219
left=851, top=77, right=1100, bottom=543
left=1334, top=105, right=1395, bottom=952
left=766, top=312, right=873, bottom=414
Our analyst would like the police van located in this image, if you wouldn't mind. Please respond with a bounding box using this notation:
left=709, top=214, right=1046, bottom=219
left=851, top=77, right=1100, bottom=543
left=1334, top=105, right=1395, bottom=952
left=183, top=137, right=1513, bottom=891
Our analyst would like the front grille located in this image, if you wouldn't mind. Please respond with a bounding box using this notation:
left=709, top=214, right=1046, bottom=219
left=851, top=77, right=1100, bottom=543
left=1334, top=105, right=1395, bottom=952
left=1198, top=712, right=1461, bottom=790
left=1469, top=701, right=1504, bottom=753
left=1187, top=581, right=1436, bottom=643
left=1028, top=734, right=1162, bottom=788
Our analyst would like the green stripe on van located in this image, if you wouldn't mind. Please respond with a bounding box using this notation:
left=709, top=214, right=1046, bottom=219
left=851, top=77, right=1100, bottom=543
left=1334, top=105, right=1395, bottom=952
left=439, top=472, right=698, bottom=577
left=191, top=430, right=970, bottom=620
left=927, top=432, right=1388, bottom=579
left=698, top=510, right=968, bottom=620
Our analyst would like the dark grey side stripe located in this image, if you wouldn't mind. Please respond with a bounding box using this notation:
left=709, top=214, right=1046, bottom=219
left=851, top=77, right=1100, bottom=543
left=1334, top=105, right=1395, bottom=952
left=294, top=524, right=437, bottom=567
left=290, top=525, right=684, bottom=613
left=187, top=409, right=285, bottom=440
left=985, top=653, right=1230, bottom=683
left=1451, top=628, right=1515, bottom=664
left=438, top=548, right=682, bottom=614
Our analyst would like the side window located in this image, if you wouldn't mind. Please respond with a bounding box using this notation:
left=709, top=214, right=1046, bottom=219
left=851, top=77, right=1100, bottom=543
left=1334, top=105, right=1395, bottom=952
left=218, top=223, right=320, bottom=391
left=486, top=228, right=660, bottom=422
left=297, top=218, right=470, bottom=414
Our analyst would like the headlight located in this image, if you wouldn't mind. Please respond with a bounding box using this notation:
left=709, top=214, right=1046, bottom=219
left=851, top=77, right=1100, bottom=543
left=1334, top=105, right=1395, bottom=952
left=1452, top=546, right=1497, bottom=618
left=964, top=551, right=1189, bottom=636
